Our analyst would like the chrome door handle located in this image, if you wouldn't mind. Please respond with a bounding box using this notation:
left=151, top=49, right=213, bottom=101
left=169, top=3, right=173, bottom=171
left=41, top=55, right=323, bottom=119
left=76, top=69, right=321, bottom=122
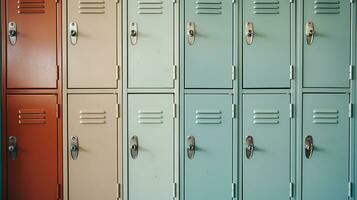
left=8, top=22, right=17, bottom=45
left=130, top=22, right=138, bottom=45
left=130, top=136, right=139, bottom=159
left=8, top=136, right=17, bottom=160
left=187, top=22, right=196, bottom=45
left=69, top=22, right=78, bottom=45
left=306, top=22, right=315, bottom=45
left=245, top=22, right=254, bottom=45
left=70, top=136, right=79, bottom=160
left=305, top=135, right=314, bottom=159
left=245, top=135, right=254, bottom=159
left=187, top=136, right=196, bottom=159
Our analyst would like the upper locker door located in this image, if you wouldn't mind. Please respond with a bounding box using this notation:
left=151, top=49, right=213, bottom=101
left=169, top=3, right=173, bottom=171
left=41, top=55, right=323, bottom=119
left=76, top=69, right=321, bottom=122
left=242, top=94, right=290, bottom=200
left=128, top=94, right=174, bottom=199
left=128, top=1, right=174, bottom=88
left=7, top=95, right=58, bottom=200
left=184, top=94, right=233, bottom=199
left=302, top=94, right=350, bottom=200
left=243, top=0, right=291, bottom=88
left=68, top=94, right=118, bottom=200
left=185, top=0, right=233, bottom=89
left=7, top=0, right=58, bottom=89
left=303, top=0, right=351, bottom=88
left=68, top=0, right=118, bottom=88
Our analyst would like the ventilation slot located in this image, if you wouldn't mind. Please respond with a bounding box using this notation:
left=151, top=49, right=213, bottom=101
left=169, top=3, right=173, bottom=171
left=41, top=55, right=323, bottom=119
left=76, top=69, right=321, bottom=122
left=79, top=110, right=106, bottom=124
left=195, top=1, right=222, bottom=14
left=195, top=110, right=222, bottom=124
left=78, top=0, right=105, bottom=14
left=138, top=1, right=163, bottom=14
left=314, top=0, right=340, bottom=14
left=17, top=0, right=45, bottom=14
left=253, top=0, right=280, bottom=14
left=18, top=109, right=46, bottom=124
left=253, top=109, right=279, bottom=124
left=138, top=110, right=164, bottom=124
left=313, top=109, right=339, bottom=124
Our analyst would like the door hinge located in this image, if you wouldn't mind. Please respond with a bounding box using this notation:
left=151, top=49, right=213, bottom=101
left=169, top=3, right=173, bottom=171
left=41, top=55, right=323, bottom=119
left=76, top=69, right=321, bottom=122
left=289, top=182, right=294, bottom=198
left=116, top=65, right=120, bottom=80
left=289, top=104, right=294, bottom=118
left=348, top=182, right=353, bottom=197
left=57, top=184, right=61, bottom=199
left=349, top=65, right=353, bottom=80
left=289, top=0, right=294, bottom=3
left=172, top=182, right=177, bottom=198
left=116, top=183, right=121, bottom=199
left=173, top=0, right=176, bottom=3
left=116, top=103, right=120, bottom=118
left=232, top=183, right=237, bottom=198
left=56, top=104, right=60, bottom=119
left=173, top=65, right=177, bottom=80
left=116, top=0, right=120, bottom=3
left=56, top=65, right=60, bottom=81
left=350, top=0, right=354, bottom=4
left=173, top=104, right=177, bottom=118
left=232, top=104, right=236, bottom=118
left=289, top=65, right=294, bottom=80
left=349, top=103, right=353, bottom=118
left=232, top=0, right=236, bottom=4
left=232, top=65, right=236, bottom=80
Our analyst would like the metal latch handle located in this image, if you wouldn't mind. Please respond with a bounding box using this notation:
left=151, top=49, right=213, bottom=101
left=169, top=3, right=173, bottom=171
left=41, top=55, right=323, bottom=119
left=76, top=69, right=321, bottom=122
left=187, top=22, right=196, bottom=45
left=245, top=135, right=254, bottom=159
left=8, top=136, right=17, bottom=160
left=305, top=135, right=314, bottom=159
left=245, top=22, right=254, bottom=45
left=130, top=22, right=138, bottom=45
left=8, top=22, right=17, bottom=45
left=187, top=136, right=196, bottom=159
left=306, top=22, right=315, bottom=45
left=70, top=136, right=79, bottom=160
left=69, top=22, right=78, bottom=45
left=130, top=136, right=139, bottom=159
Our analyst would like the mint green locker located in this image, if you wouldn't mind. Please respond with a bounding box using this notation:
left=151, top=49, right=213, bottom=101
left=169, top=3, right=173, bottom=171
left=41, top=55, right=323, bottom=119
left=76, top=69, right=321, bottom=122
left=127, top=94, right=174, bottom=199
left=184, top=94, right=233, bottom=199
left=184, top=0, right=233, bottom=89
left=243, top=0, right=291, bottom=88
left=303, top=0, right=351, bottom=88
left=127, top=1, right=174, bottom=88
left=302, top=94, right=350, bottom=199
left=243, top=94, right=291, bottom=200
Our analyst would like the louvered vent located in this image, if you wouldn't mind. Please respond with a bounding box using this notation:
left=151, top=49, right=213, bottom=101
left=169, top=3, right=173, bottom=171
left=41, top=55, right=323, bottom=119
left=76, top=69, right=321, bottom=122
left=78, top=0, right=105, bottom=14
left=138, top=1, right=163, bottom=14
left=137, top=110, right=164, bottom=124
left=79, top=110, right=106, bottom=124
left=195, top=110, right=222, bottom=124
left=314, top=0, right=340, bottom=14
left=313, top=109, right=339, bottom=124
left=17, top=0, right=45, bottom=14
left=195, top=1, right=222, bottom=14
left=18, top=109, right=46, bottom=124
left=253, top=109, right=279, bottom=124
left=253, top=0, right=280, bottom=14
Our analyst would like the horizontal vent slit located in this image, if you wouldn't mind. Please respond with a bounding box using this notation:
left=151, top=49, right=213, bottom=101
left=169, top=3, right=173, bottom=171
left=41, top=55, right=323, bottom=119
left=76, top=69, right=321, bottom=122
left=19, top=119, right=46, bottom=124
left=79, top=0, right=104, bottom=4
left=253, top=110, right=279, bottom=114
left=254, top=120, right=279, bottom=124
left=138, top=120, right=163, bottom=124
left=313, top=119, right=338, bottom=124
left=80, top=110, right=106, bottom=114
left=253, top=0, right=279, bottom=4
left=313, top=109, right=338, bottom=114
left=195, top=120, right=222, bottom=124
left=80, top=120, right=106, bottom=124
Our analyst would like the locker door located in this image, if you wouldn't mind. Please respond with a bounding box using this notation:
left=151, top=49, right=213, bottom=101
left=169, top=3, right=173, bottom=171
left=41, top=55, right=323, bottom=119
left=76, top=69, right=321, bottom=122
left=242, top=94, right=290, bottom=200
left=185, top=0, right=233, bottom=89
left=127, top=1, right=174, bottom=88
left=7, top=0, right=58, bottom=89
left=128, top=94, right=174, bottom=199
left=7, top=95, right=58, bottom=200
left=302, top=94, right=349, bottom=199
left=303, top=0, right=350, bottom=88
left=184, top=94, right=233, bottom=199
left=68, top=0, right=118, bottom=88
left=243, top=0, right=291, bottom=88
left=68, top=94, right=118, bottom=200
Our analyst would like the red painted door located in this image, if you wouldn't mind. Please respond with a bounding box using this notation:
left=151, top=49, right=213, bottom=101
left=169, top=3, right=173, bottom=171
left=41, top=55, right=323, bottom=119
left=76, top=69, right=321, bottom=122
left=7, top=95, right=58, bottom=200
left=6, top=0, right=58, bottom=89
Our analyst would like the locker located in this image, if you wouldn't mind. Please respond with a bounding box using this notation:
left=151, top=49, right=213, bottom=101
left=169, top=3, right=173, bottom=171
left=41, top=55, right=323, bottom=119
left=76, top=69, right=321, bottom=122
left=6, top=0, right=58, bottom=89
left=243, top=0, right=291, bottom=88
left=7, top=95, right=58, bottom=200
left=184, top=0, right=233, bottom=89
left=128, top=94, right=174, bottom=199
left=67, top=0, right=118, bottom=88
left=242, top=94, right=290, bottom=200
left=127, top=0, right=174, bottom=88
left=184, top=94, right=233, bottom=199
left=303, top=0, right=351, bottom=88
left=302, top=94, right=350, bottom=199
left=68, top=94, right=118, bottom=200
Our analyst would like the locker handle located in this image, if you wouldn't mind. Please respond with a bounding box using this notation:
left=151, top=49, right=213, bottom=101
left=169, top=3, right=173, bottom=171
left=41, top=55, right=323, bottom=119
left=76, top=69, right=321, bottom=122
left=305, top=22, right=315, bottom=45
left=130, top=23, right=138, bottom=45
left=70, top=136, right=79, bottom=160
left=187, top=22, right=196, bottom=45
left=8, top=136, right=17, bottom=160
left=69, top=22, right=78, bottom=45
left=130, top=136, right=139, bottom=159
left=187, top=136, right=196, bottom=159
left=245, top=136, right=254, bottom=159
left=245, top=22, right=254, bottom=45
left=305, top=135, right=314, bottom=159
left=8, top=22, right=17, bottom=45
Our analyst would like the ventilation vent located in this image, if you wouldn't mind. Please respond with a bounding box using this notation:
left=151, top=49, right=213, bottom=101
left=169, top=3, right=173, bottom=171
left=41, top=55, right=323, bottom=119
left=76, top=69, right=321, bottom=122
left=253, top=109, right=279, bottom=124
left=253, top=0, right=280, bottom=14
left=313, top=109, right=339, bottom=124
left=78, top=0, right=105, bottom=14
left=195, top=1, right=222, bottom=14
left=79, top=110, right=106, bottom=124
left=18, top=109, right=46, bottom=124
left=137, top=110, right=164, bottom=124
left=137, top=1, right=163, bottom=14
left=314, top=0, right=340, bottom=14
left=195, top=110, right=222, bottom=124
left=17, top=0, right=45, bottom=14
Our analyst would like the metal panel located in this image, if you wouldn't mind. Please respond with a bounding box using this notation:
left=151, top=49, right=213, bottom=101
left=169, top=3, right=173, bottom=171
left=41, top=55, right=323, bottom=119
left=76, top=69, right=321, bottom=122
left=128, top=94, right=174, bottom=199
left=68, top=0, right=118, bottom=88
left=303, top=0, right=351, bottom=87
left=184, top=94, right=233, bottom=199
left=7, top=95, right=58, bottom=200
left=7, top=0, right=57, bottom=89
left=243, top=0, right=291, bottom=88
left=302, top=94, right=349, bottom=199
left=184, top=0, right=233, bottom=89
left=68, top=94, right=118, bottom=200
left=242, top=94, right=290, bottom=200
left=127, top=0, right=174, bottom=88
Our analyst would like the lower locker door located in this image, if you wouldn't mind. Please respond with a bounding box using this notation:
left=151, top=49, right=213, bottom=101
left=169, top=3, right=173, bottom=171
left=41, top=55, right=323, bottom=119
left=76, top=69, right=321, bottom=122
left=68, top=94, right=118, bottom=200
left=302, top=94, right=350, bottom=200
left=184, top=94, right=233, bottom=199
left=128, top=94, right=174, bottom=200
left=7, top=95, right=58, bottom=200
left=243, top=94, right=290, bottom=200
